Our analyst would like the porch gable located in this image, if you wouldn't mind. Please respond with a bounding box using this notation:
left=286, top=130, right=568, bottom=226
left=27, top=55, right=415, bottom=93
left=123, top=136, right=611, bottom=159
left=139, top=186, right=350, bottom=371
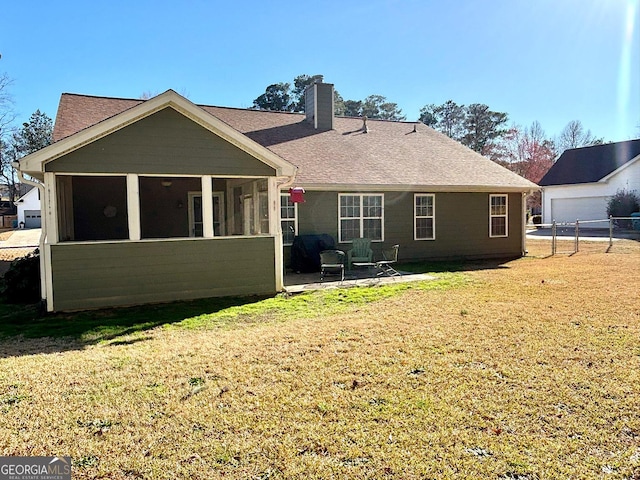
left=45, top=107, right=277, bottom=176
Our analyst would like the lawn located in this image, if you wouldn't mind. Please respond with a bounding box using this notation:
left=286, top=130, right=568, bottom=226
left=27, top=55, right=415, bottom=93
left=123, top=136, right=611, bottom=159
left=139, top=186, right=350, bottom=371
left=0, top=239, right=639, bottom=479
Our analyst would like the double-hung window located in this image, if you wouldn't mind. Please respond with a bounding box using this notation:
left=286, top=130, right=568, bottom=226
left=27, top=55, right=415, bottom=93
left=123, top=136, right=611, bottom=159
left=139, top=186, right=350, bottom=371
left=414, top=194, right=435, bottom=240
left=280, top=193, right=298, bottom=246
left=489, top=194, right=508, bottom=237
left=338, top=193, right=383, bottom=242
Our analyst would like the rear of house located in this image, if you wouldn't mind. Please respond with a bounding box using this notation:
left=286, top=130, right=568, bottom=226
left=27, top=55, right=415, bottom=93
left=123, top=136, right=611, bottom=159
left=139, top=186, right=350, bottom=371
left=18, top=82, right=536, bottom=312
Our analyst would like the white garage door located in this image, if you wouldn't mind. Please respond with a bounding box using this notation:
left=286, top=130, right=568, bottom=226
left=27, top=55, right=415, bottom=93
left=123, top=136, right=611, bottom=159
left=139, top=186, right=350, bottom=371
left=550, top=197, right=609, bottom=225
left=24, top=210, right=41, bottom=228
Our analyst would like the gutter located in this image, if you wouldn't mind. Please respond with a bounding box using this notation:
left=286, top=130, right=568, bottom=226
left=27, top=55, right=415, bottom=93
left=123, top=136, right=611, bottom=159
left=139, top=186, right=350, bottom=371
left=12, top=162, right=48, bottom=310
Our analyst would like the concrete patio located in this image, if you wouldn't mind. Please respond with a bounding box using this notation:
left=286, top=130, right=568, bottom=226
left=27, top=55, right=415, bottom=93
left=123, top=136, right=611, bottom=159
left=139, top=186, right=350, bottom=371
left=283, top=268, right=435, bottom=293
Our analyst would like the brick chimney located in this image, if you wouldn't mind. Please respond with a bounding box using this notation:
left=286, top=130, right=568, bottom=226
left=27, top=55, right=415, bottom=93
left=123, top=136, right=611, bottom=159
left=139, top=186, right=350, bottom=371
left=305, top=77, right=334, bottom=130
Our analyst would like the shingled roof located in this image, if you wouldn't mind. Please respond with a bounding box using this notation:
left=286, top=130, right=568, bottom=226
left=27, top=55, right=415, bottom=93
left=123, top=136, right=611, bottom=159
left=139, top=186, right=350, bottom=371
left=539, top=139, right=640, bottom=186
left=52, top=92, right=537, bottom=191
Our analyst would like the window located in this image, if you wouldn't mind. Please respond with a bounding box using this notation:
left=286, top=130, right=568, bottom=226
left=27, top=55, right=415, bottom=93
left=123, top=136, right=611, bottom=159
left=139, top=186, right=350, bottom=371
left=280, top=193, right=298, bottom=245
left=338, top=193, right=383, bottom=242
left=489, top=194, right=508, bottom=237
left=414, top=194, right=435, bottom=240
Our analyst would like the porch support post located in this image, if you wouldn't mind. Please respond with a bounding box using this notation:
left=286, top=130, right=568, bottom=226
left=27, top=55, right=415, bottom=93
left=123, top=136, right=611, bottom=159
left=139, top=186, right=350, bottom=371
left=43, top=172, right=57, bottom=312
left=43, top=172, right=58, bottom=245
left=126, top=174, right=141, bottom=241
left=270, top=177, right=284, bottom=290
left=202, top=176, right=214, bottom=238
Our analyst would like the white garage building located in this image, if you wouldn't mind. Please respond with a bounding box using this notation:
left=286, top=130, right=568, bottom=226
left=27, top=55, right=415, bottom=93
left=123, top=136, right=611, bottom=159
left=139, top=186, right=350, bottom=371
left=15, top=187, right=41, bottom=228
left=540, top=139, right=640, bottom=228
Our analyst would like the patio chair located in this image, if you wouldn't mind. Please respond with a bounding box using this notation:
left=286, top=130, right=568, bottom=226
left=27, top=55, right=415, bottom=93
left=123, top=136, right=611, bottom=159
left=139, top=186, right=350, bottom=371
left=320, top=249, right=345, bottom=282
left=347, top=237, right=373, bottom=270
left=376, top=244, right=401, bottom=277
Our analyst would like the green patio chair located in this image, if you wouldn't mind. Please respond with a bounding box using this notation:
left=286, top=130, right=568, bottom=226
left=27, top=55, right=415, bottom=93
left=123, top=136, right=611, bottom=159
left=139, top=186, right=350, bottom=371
left=347, top=237, right=373, bottom=270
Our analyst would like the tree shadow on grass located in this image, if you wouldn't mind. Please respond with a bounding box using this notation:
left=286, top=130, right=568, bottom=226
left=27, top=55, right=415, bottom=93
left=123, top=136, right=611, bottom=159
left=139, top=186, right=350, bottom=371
left=0, top=294, right=270, bottom=358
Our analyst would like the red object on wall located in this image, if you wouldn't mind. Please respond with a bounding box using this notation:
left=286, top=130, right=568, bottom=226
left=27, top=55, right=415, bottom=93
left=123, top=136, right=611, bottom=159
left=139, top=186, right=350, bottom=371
left=289, top=187, right=306, bottom=203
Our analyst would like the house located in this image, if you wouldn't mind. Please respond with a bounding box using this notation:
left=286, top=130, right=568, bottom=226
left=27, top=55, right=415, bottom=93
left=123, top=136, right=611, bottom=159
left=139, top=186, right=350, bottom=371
left=15, top=186, right=41, bottom=228
left=539, top=139, right=640, bottom=227
left=17, top=81, right=537, bottom=312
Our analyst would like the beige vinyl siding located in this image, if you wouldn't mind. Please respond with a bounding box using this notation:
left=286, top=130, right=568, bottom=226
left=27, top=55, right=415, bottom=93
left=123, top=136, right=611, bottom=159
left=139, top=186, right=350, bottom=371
left=45, top=107, right=276, bottom=176
left=296, top=191, right=523, bottom=261
left=50, top=237, right=276, bottom=311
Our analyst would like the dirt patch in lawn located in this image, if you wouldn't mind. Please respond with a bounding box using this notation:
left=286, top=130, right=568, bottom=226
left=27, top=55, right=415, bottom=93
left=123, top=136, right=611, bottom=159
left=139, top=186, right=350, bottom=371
left=0, top=238, right=638, bottom=479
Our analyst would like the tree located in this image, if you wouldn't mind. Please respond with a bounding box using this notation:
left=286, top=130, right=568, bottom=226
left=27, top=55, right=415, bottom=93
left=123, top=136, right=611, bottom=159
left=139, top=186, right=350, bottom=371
left=333, top=91, right=345, bottom=116
left=0, top=73, right=18, bottom=199
left=461, top=103, right=508, bottom=156
left=252, top=74, right=329, bottom=113
left=0, top=131, right=21, bottom=200
left=501, top=121, right=555, bottom=182
left=291, top=74, right=324, bottom=112
left=556, top=120, right=602, bottom=154
left=252, top=82, right=293, bottom=112
left=419, top=100, right=465, bottom=140
left=0, top=110, right=53, bottom=200
left=251, top=74, right=405, bottom=120
left=360, top=95, right=405, bottom=121
left=498, top=121, right=556, bottom=211
left=17, top=110, right=53, bottom=155
left=0, top=73, right=15, bottom=134
left=342, top=100, right=363, bottom=117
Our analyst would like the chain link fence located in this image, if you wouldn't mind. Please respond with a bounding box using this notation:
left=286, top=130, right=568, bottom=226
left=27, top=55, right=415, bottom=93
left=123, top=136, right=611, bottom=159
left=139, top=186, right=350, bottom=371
left=527, top=216, right=640, bottom=255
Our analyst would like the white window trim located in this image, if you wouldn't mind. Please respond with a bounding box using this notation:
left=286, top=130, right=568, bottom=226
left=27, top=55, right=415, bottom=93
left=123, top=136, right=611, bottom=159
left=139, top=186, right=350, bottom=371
left=489, top=194, right=509, bottom=238
left=338, top=193, right=385, bottom=243
left=280, top=193, right=298, bottom=246
left=414, top=193, right=435, bottom=241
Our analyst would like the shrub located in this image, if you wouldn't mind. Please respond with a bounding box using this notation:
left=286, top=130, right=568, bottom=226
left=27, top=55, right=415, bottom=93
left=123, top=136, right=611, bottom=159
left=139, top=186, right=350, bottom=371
left=0, top=249, right=41, bottom=303
left=607, top=190, right=640, bottom=229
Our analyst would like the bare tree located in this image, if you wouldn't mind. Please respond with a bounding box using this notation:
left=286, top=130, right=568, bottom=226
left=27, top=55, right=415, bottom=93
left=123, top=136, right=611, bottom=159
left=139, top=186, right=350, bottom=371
left=0, top=72, right=18, bottom=199
left=556, top=120, right=602, bottom=154
left=0, top=73, right=16, bottom=138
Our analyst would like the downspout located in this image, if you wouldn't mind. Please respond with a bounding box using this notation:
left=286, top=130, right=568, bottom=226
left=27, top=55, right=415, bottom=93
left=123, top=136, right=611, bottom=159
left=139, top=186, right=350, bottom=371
left=13, top=163, right=48, bottom=310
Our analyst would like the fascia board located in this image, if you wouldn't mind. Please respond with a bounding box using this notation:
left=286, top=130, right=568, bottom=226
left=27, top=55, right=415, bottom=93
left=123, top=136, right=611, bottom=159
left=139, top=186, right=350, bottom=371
left=542, top=180, right=608, bottom=190
left=19, top=90, right=297, bottom=178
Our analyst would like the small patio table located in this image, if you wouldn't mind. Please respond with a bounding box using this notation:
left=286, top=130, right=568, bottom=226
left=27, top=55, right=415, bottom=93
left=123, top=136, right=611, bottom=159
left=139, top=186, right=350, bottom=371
left=352, top=262, right=377, bottom=277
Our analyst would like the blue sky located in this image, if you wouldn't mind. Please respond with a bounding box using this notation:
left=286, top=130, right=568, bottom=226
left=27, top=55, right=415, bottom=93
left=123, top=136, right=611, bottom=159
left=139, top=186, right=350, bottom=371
left=1, top=0, right=638, bottom=143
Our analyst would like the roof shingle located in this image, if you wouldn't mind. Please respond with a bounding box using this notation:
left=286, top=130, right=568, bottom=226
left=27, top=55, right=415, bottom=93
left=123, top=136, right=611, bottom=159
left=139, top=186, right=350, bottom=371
left=52, top=92, right=538, bottom=191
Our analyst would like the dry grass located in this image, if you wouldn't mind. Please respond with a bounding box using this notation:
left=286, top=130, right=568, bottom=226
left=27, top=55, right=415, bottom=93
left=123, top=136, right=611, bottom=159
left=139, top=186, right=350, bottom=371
left=1, top=239, right=639, bottom=479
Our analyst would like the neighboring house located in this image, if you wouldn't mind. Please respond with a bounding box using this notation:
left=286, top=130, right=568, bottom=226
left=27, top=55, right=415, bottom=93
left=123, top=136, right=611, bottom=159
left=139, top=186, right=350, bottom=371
left=539, top=139, right=640, bottom=227
left=18, top=81, right=537, bottom=312
left=15, top=186, right=41, bottom=228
